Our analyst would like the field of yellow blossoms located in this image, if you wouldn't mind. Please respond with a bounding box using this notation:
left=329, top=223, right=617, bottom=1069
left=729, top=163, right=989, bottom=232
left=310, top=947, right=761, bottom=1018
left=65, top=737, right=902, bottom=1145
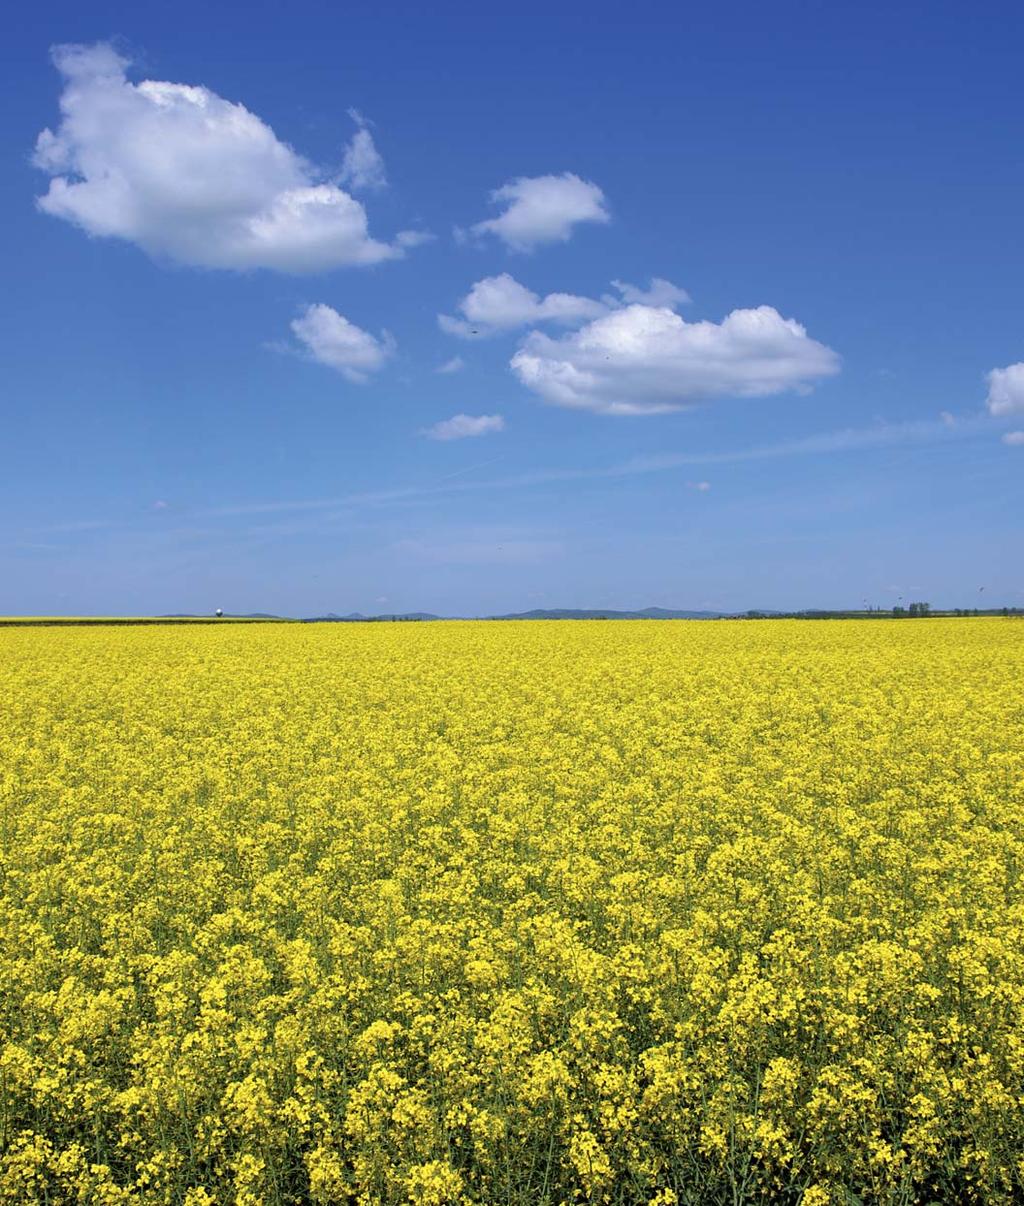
left=2, top=618, right=1023, bottom=1205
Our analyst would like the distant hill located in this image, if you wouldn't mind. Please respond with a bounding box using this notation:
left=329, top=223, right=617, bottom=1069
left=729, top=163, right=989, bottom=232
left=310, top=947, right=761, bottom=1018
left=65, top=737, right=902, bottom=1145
left=40, top=607, right=1020, bottom=630
left=302, top=607, right=754, bottom=622
left=156, top=607, right=800, bottom=624
left=304, top=612, right=442, bottom=622
left=488, top=607, right=726, bottom=620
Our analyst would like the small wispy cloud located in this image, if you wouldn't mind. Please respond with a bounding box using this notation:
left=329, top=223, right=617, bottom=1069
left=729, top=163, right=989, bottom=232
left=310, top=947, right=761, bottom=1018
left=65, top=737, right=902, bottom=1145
left=439, top=273, right=607, bottom=338
left=1004, top=431, right=1024, bottom=446
left=436, top=356, right=465, bottom=374
left=438, top=274, right=690, bottom=340
left=986, top=363, right=1024, bottom=416
left=340, top=108, right=387, bottom=192
left=609, top=278, right=691, bottom=307
left=290, top=303, right=393, bottom=382
left=469, top=172, right=609, bottom=251
left=423, top=414, right=505, bottom=441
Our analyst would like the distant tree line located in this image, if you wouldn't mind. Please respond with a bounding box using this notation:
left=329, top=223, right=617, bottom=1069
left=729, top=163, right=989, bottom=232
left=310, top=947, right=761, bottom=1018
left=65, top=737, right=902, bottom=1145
left=736, top=605, right=1023, bottom=621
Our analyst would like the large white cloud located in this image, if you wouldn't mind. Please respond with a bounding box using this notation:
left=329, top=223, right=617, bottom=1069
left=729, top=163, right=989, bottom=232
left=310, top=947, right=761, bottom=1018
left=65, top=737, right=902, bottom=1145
left=510, top=304, right=840, bottom=416
left=290, top=304, right=393, bottom=382
left=470, top=173, right=609, bottom=251
left=439, top=273, right=607, bottom=338
left=33, top=43, right=415, bottom=272
left=424, top=413, right=505, bottom=440
left=986, top=363, right=1024, bottom=416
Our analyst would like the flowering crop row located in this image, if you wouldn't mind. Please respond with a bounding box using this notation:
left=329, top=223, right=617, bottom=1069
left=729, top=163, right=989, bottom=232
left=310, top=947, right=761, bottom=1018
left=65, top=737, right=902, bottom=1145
left=1, top=619, right=1022, bottom=1203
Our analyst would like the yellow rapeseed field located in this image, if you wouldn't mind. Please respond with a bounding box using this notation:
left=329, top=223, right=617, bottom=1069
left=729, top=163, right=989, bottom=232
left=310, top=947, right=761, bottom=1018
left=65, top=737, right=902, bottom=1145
left=2, top=619, right=1023, bottom=1205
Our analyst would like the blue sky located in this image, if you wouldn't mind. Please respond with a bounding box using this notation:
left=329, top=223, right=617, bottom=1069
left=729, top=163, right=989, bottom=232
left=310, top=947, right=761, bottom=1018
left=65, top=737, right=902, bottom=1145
left=2, top=0, right=1022, bottom=616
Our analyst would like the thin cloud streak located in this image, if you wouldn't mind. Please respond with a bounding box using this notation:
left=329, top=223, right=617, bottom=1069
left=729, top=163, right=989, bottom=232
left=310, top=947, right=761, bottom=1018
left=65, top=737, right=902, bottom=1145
left=204, top=412, right=998, bottom=520
left=607, top=413, right=995, bottom=477
left=433, top=455, right=507, bottom=484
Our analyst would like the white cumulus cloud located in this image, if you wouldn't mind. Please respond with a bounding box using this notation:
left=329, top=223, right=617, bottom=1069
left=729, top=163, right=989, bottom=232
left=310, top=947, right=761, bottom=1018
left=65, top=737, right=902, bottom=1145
left=290, top=304, right=393, bottom=382
left=424, top=414, right=505, bottom=440
left=986, top=363, right=1024, bottom=416
left=1003, top=431, right=1024, bottom=446
left=33, top=43, right=415, bottom=272
left=340, top=109, right=387, bottom=192
left=439, top=273, right=607, bottom=338
left=510, top=304, right=840, bottom=416
left=438, top=274, right=691, bottom=339
left=436, top=356, right=466, bottom=374
left=470, top=172, right=609, bottom=251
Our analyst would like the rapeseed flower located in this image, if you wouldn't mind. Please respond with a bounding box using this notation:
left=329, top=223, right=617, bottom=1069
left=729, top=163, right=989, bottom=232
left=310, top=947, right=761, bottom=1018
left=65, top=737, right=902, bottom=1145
left=0, top=618, right=1022, bottom=1203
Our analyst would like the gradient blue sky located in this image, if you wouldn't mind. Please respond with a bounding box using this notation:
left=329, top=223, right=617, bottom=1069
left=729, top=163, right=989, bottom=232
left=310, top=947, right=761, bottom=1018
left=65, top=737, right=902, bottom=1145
left=3, top=0, right=1022, bottom=616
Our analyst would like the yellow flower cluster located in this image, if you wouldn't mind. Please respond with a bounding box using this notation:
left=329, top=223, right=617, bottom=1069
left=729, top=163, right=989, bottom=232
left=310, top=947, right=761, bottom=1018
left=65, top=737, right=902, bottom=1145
left=1, top=618, right=1022, bottom=1204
